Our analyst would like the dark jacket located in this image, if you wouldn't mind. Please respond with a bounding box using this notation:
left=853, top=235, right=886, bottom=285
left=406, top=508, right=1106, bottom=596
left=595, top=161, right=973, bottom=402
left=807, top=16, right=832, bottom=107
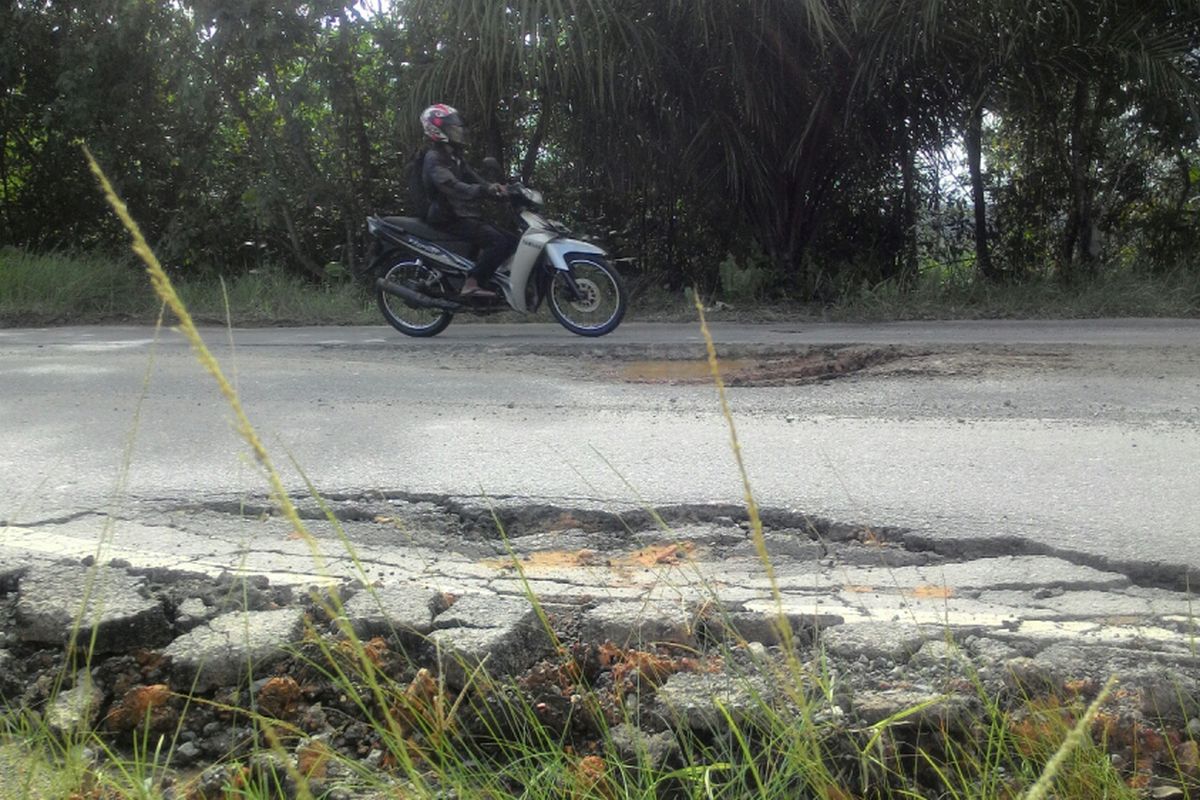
left=423, top=145, right=487, bottom=223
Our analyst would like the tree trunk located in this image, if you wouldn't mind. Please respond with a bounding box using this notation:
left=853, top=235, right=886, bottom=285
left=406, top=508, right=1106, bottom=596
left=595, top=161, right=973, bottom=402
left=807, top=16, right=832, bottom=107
left=278, top=201, right=324, bottom=280
left=965, top=103, right=995, bottom=282
left=260, top=57, right=322, bottom=187
left=520, top=99, right=550, bottom=185
left=210, top=64, right=324, bottom=280
left=1061, top=78, right=1090, bottom=282
left=898, top=110, right=918, bottom=287
left=486, top=107, right=506, bottom=170
left=0, top=129, right=11, bottom=238
left=338, top=10, right=375, bottom=195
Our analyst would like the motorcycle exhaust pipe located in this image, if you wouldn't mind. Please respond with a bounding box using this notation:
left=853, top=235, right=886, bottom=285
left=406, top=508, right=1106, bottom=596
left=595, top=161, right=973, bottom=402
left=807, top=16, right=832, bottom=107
left=375, top=278, right=461, bottom=311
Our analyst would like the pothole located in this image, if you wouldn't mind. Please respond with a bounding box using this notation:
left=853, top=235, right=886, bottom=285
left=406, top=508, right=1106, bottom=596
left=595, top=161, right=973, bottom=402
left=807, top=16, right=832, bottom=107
left=615, top=346, right=911, bottom=386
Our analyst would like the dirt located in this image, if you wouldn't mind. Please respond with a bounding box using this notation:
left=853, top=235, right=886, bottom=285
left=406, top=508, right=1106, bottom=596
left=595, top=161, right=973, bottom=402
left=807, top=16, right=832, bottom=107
left=425, top=343, right=1105, bottom=388
left=613, top=346, right=912, bottom=386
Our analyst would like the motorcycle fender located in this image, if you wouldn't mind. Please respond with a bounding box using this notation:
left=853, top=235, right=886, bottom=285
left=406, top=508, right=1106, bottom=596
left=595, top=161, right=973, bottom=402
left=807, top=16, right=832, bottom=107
left=507, top=230, right=555, bottom=312
left=542, top=239, right=607, bottom=272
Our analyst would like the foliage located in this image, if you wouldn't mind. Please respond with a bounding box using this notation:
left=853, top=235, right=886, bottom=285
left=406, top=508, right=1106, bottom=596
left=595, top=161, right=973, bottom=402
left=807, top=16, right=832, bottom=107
left=1, top=0, right=1199, bottom=303
left=0, top=247, right=374, bottom=326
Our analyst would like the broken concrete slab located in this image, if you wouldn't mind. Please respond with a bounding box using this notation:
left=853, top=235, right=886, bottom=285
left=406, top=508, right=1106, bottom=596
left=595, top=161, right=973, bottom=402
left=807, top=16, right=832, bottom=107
left=581, top=600, right=697, bottom=648
left=997, top=619, right=1194, bottom=652
left=427, top=623, right=549, bottom=689
left=850, top=689, right=979, bottom=729
left=820, top=621, right=930, bottom=663
left=908, top=639, right=967, bottom=671
left=174, top=598, right=210, bottom=633
left=806, top=557, right=1129, bottom=598
left=1024, top=642, right=1200, bottom=721
left=608, top=723, right=680, bottom=768
left=703, top=611, right=794, bottom=646
left=341, top=582, right=441, bottom=640
left=418, top=591, right=553, bottom=688
left=746, top=597, right=864, bottom=628
left=977, top=589, right=1163, bottom=621
left=701, top=608, right=841, bottom=646
left=15, top=563, right=170, bottom=653
left=834, top=590, right=1022, bottom=630
left=655, top=671, right=775, bottom=732
left=163, top=608, right=306, bottom=692
left=503, top=577, right=650, bottom=603
left=728, top=533, right=824, bottom=562
left=0, top=561, right=26, bottom=594
left=963, top=634, right=1023, bottom=664
left=433, top=593, right=536, bottom=630
left=914, top=556, right=1130, bottom=592
left=43, top=673, right=102, bottom=736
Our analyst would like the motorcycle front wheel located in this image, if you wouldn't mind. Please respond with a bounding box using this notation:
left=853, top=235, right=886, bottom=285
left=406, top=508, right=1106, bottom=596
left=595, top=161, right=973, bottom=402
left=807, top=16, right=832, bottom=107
left=547, top=256, right=627, bottom=337
left=376, top=259, right=454, bottom=337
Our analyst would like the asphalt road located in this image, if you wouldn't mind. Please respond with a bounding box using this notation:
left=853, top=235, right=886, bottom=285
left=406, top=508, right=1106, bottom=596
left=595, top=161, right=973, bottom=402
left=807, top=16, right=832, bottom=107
left=2, top=319, right=1198, bottom=585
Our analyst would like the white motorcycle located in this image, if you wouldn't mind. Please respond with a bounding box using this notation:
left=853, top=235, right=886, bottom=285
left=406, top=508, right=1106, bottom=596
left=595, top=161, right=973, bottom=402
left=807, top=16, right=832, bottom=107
left=366, top=185, right=627, bottom=337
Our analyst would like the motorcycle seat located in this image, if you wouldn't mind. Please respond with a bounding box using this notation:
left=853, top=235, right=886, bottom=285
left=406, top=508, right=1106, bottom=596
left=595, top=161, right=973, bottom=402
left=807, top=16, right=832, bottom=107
left=379, top=216, right=468, bottom=247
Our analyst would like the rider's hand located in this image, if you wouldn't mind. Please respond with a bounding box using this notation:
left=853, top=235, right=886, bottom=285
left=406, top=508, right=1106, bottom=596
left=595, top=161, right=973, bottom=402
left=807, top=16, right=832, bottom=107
left=489, top=183, right=507, bottom=198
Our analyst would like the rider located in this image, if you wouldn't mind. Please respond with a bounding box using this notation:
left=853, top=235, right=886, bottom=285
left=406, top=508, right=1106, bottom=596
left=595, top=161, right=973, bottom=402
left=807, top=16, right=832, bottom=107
left=419, top=104, right=514, bottom=298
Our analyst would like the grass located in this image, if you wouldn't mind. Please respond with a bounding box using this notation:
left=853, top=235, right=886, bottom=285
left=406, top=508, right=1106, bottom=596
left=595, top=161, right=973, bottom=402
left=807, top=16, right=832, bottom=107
left=0, top=154, right=1196, bottom=798
left=0, top=247, right=377, bottom=327
left=832, top=265, right=1200, bottom=321
left=2, top=246, right=1199, bottom=329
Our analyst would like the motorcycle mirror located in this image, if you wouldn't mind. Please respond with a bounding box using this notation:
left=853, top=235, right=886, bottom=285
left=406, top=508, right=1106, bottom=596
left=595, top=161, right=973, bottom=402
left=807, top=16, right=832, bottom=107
left=481, top=157, right=502, bottom=182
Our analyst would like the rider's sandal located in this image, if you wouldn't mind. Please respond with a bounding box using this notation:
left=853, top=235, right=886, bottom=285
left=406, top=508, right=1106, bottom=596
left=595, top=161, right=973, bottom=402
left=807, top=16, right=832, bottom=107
left=459, top=286, right=497, bottom=298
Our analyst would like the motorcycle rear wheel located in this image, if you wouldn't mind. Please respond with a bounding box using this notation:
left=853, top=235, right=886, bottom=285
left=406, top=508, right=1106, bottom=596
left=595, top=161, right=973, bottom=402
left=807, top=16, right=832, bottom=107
left=547, top=256, right=627, bottom=337
left=376, top=259, right=454, bottom=337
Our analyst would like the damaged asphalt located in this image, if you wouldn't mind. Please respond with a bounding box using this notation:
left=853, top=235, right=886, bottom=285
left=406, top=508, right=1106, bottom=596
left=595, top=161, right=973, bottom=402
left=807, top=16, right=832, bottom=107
left=1, top=320, right=1199, bottom=663
left=3, top=494, right=1198, bottom=656
left=2, top=320, right=1200, bottom=789
left=3, top=492, right=1200, bottom=784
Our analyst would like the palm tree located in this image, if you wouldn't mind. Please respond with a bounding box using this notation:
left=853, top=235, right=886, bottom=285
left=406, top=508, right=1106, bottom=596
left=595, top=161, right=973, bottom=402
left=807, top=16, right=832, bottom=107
left=393, top=0, right=1200, bottom=293
left=986, top=0, right=1200, bottom=281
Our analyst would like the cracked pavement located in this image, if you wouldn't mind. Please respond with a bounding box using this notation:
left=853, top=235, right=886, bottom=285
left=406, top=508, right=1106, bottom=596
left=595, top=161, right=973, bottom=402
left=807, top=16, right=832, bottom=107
left=3, top=493, right=1198, bottom=657
left=1, top=320, right=1199, bottom=656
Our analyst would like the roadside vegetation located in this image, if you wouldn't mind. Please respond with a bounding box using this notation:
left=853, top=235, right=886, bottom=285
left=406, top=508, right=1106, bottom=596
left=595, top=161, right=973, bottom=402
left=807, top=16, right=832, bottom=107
left=3, top=0, right=1200, bottom=314
left=3, top=247, right=1198, bottom=328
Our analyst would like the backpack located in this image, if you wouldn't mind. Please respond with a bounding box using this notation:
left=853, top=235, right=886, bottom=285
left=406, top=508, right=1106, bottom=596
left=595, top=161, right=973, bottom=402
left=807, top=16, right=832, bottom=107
left=406, top=148, right=432, bottom=220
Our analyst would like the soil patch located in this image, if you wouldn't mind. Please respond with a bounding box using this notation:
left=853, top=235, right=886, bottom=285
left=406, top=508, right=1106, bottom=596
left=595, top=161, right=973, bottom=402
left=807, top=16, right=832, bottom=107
left=616, top=346, right=910, bottom=386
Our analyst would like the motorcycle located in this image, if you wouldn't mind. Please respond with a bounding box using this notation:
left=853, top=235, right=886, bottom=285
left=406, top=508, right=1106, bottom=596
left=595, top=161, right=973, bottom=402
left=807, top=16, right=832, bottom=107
left=365, top=185, right=627, bottom=337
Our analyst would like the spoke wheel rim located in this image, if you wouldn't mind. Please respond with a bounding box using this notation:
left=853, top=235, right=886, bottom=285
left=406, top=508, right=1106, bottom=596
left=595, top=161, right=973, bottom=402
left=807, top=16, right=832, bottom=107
left=551, top=261, right=619, bottom=331
left=382, top=262, right=447, bottom=330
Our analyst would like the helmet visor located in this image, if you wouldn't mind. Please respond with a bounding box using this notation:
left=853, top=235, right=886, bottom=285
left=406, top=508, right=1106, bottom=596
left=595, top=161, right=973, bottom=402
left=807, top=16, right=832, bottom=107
left=443, top=115, right=467, bottom=145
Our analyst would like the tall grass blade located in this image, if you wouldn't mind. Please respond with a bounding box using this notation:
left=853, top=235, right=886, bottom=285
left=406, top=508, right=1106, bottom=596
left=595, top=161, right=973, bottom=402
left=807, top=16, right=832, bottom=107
left=1022, top=675, right=1118, bottom=800
left=82, top=144, right=319, bottom=554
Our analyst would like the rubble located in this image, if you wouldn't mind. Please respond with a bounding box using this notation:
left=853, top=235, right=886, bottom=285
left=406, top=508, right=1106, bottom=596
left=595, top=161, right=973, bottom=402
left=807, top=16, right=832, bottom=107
left=428, top=593, right=550, bottom=688
left=1, top=498, right=1199, bottom=795
left=163, top=608, right=306, bottom=691
left=655, top=670, right=776, bottom=732
left=16, top=563, right=170, bottom=652
left=340, top=581, right=442, bottom=640
left=43, top=672, right=102, bottom=735
left=581, top=600, right=698, bottom=647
